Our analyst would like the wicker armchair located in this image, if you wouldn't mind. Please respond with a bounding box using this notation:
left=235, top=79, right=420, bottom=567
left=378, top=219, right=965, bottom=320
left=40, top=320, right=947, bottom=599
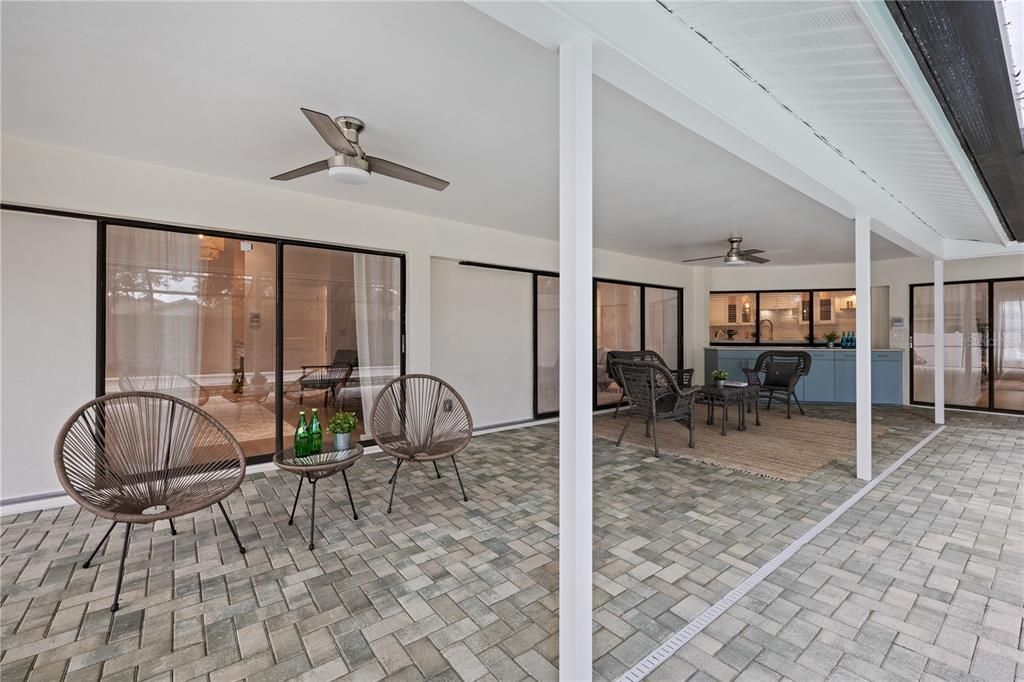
left=606, top=350, right=692, bottom=417
left=613, top=360, right=698, bottom=455
left=370, top=375, right=473, bottom=513
left=54, top=392, right=247, bottom=612
left=742, top=351, right=812, bottom=418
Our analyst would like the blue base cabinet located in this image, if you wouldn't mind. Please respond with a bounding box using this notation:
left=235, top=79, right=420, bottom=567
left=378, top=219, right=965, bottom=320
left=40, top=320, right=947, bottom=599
left=705, top=347, right=903, bottom=405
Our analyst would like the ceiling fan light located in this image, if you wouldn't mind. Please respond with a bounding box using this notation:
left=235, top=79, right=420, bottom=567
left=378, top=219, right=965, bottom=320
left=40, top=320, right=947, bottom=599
left=328, top=164, right=370, bottom=185
left=723, top=254, right=746, bottom=265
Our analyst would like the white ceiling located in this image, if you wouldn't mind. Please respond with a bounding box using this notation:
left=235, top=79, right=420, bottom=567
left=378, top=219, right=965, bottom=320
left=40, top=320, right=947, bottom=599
left=662, top=1, right=999, bottom=244
left=0, top=1, right=912, bottom=264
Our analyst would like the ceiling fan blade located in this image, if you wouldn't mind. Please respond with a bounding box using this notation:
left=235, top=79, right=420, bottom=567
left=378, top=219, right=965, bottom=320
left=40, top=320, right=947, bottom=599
left=739, top=248, right=765, bottom=256
left=301, top=108, right=356, bottom=155
left=680, top=254, right=724, bottom=263
left=271, top=159, right=329, bottom=181
left=366, top=156, right=449, bottom=191
left=744, top=254, right=770, bottom=264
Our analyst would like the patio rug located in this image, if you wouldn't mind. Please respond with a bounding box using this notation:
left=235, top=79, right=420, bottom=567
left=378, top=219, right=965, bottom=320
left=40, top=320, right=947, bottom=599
left=594, top=406, right=887, bottom=481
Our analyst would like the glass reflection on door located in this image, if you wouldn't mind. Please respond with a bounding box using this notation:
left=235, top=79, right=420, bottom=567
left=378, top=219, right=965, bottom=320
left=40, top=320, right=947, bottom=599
left=993, top=280, right=1024, bottom=412
left=535, top=275, right=560, bottom=416
left=645, top=288, right=680, bottom=369
left=595, top=282, right=641, bottom=407
left=912, top=283, right=989, bottom=408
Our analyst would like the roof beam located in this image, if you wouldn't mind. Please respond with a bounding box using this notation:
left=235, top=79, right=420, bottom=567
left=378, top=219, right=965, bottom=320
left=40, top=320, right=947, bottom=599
left=472, top=1, right=946, bottom=258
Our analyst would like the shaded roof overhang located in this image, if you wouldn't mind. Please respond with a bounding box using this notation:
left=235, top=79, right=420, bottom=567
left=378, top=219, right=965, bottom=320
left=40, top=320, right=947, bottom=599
left=888, top=0, right=1023, bottom=242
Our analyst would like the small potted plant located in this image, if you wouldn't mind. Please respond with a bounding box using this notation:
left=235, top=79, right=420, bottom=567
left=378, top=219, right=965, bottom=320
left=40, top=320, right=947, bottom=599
left=824, top=331, right=839, bottom=349
left=711, top=369, right=728, bottom=388
left=328, top=412, right=359, bottom=449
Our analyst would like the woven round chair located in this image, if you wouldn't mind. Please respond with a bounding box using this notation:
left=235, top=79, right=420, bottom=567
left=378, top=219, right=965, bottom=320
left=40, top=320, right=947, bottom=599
left=54, top=391, right=247, bottom=612
left=370, top=374, right=473, bottom=513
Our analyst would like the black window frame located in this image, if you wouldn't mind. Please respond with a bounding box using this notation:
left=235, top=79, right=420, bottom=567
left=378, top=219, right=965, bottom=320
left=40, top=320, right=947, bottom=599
left=709, top=288, right=859, bottom=347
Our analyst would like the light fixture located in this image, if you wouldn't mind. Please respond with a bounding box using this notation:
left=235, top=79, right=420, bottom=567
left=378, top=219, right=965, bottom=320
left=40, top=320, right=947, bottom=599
left=723, top=252, right=746, bottom=265
left=197, top=234, right=225, bottom=261
left=328, top=154, right=371, bottom=185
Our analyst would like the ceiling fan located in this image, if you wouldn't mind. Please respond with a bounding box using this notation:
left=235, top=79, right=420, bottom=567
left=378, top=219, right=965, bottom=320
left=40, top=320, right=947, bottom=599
left=680, top=237, right=770, bottom=265
left=271, top=108, right=449, bottom=191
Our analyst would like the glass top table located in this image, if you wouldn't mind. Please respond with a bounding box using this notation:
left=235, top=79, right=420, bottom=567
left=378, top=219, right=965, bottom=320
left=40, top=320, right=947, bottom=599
left=272, top=443, right=363, bottom=550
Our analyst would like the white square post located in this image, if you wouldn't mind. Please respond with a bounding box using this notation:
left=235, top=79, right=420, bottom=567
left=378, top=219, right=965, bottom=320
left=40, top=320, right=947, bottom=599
left=558, top=32, right=593, bottom=681
left=933, top=260, right=945, bottom=424
left=855, top=214, right=872, bottom=481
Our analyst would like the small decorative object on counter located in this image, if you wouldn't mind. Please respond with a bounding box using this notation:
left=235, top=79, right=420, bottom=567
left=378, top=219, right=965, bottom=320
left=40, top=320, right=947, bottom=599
left=295, top=411, right=310, bottom=456
left=309, top=408, right=323, bottom=454
left=850, top=332, right=856, bottom=349
left=711, top=369, right=728, bottom=388
left=824, top=331, right=839, bottom=349
left=328, top=411, right=359, bottom=450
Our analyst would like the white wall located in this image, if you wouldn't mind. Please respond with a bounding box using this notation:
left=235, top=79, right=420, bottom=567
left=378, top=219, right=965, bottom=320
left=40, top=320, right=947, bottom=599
left=0, top=136, right=698, bottom=501
left=431, top=260, right=534, bottom=427
left=1, top=212, right=96, bottom=500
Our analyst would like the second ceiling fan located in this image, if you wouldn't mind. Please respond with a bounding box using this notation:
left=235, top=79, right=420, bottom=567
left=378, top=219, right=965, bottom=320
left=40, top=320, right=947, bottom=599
left=681, top=237, right=770, bottom=265
left=271, top=108, right=449, bottom=191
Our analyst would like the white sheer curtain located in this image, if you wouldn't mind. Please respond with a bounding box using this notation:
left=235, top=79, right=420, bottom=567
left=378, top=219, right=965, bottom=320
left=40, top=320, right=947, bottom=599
left=353, top=253, right=402, bottom=437
left=107, top=226, right=202, bottom=401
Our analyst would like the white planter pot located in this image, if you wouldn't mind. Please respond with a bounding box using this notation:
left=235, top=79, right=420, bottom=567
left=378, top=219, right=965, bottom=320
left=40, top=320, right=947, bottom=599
left=714, top=380, right=725, bottom=388
left=333, top=432, right=352, bottom=450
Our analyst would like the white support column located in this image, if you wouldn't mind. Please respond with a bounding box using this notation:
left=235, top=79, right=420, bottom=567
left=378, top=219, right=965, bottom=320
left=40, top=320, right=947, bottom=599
left=558, top=32, right=593, bottom=682
left=855, top=215, right=872, bottom=481
left=933, top=260, right=945, bottom=424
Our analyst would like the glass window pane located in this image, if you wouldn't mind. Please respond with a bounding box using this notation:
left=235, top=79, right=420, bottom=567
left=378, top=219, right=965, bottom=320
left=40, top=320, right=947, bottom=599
left=912, top=282, right=989, bottom=408
left=993, top=279, right=1024, bottom=412
left=759, top=291, right=810, bottom=343
left=106, top=226, right=278, bottom=458
left=813, top=290, right=856, bottom=344
left=645, top=287, right=680, bottom=369
left=535, top=275, right=560, bottom=415
left=709, top=292, right=756, bottom=343
left=283, top=246, right=402, bottom=445
left=595, top=282, right=641, bottom=407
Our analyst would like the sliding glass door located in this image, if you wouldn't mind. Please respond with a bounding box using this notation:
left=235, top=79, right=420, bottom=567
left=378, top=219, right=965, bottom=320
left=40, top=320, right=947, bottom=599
left=993, top=280, right=1024, bottom=412
left=910, top=277, right=1022, bottom=413
left=282, top=245, right=402, bottom=445
left=532, top=276, right=684, bottom=416
left=595, top=282, right=641, bottom=407
left=104, top=223, right=405, bottom=460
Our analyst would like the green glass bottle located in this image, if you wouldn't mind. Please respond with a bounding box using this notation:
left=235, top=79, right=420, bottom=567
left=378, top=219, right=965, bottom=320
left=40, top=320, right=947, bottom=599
left=295, top=411, right=309, bottom=457
left=309, top=408, right=323, bottom=454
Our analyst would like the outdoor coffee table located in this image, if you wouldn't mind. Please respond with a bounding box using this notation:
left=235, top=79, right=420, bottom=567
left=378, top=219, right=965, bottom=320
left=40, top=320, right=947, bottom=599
left=273, top=444, right=362, bottom=550
left=697, top=382, right=759, bottom=435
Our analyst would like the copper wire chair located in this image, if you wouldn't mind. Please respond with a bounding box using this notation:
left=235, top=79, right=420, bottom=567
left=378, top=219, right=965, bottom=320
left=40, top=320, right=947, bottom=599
left=370, top=375, right=473, bottom=513
left=54, top=391, right=247, bottom=612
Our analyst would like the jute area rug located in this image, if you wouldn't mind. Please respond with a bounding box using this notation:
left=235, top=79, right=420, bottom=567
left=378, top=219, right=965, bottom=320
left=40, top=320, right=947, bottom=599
left=594, top=405, right=886, bottom=481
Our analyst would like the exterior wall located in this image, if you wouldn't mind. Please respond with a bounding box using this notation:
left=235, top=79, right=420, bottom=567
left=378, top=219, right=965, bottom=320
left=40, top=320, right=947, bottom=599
left=0, top=136, right=696, bottom=501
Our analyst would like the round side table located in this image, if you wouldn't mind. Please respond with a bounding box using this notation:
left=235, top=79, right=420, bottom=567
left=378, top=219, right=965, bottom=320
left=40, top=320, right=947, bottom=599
left=273, top=444, right=363, bottom=550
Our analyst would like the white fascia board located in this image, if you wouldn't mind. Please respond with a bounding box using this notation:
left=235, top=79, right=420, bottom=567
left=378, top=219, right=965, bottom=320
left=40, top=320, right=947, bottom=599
left=471, top=1, right=945, bottom=258
left=942, top=239, right=1024, bottom=261
left=854, top=1, right=1010, bottom=247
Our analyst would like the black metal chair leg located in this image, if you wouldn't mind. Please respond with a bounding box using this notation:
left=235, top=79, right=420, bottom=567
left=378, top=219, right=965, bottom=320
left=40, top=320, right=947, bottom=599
left=767, top=394, right=773, bottom=411
left=217, top=501, right=246, bottom=555
left=433, top=461, right=442, bottom=479
left=450, top=456, right=468, bottom=502
left=387, top=459, right=402, bottom=513
left=613, top=395, right=624, bottom=419
left=651, top=419, right=660, bottom=457
left=288, top=477, right=304, bottom=525
left=82, top=521, right=116, bottom=569
left=616, top=415, right=633, bottom=446
left=111, top=523, right=132, bottom=612
left=342, top=470, right=358, bottom=521
left=786, top=394, right=792, bottom=419
left=168, top=519, right=177, bottom=536
left=308, top=479, right=317, bottom=550
left=793, top=392, right=805, bottom=415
